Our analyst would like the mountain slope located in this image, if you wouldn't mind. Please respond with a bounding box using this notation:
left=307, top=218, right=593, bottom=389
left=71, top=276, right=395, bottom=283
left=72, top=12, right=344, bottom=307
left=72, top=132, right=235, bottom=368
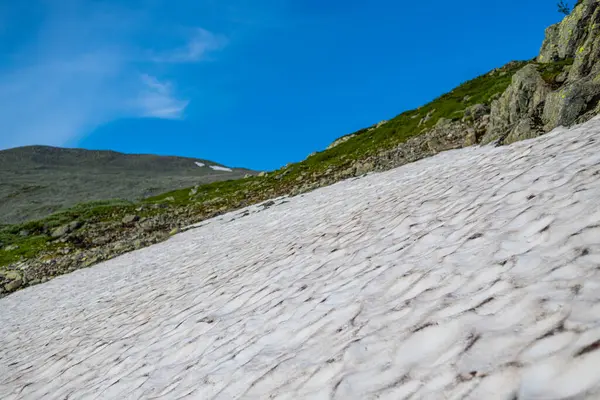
left=0, top=145, right=254, bottom=225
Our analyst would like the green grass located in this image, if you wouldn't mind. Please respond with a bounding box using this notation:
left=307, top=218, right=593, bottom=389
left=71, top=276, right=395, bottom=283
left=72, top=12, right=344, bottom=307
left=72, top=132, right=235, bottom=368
left=299, top=60, right=528, bottom=169
left=537, top=58, right=574, bottom=88
left=0, top=199, right=137, bottom=267
left=0, top=59, right=534, bottom=269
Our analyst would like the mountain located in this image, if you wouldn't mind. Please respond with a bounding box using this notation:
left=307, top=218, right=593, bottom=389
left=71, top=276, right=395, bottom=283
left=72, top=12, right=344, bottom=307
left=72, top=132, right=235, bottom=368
left=2, top=1, right=600, bottom=295
left=0, top=145, right=254, bottom=225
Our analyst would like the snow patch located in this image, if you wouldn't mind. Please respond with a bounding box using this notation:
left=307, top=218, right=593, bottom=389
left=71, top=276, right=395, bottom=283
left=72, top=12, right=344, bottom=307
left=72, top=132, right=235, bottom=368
left=210, top=165, right=233, bottom=172
left=194, top=162, right=205, bottom=168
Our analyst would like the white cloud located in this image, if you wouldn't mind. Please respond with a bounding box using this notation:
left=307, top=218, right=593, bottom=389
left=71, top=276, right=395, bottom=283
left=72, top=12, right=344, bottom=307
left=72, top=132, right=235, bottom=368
left=0, top=1, right=224, bottom=150
left=152, top=28, right=228, bottom=63
left=134, top=74, right=189, bottom=119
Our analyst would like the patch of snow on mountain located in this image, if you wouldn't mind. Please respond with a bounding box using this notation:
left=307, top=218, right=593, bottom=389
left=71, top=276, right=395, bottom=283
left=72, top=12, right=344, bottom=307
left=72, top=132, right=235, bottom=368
left=194, top=162, right=205, bottom=167
left=210, top=165, right=233, bottom=172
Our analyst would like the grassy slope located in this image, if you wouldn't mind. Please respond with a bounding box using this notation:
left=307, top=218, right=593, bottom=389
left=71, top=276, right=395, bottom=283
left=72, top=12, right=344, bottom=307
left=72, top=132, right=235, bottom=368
left=1, top=59, right=548, bottom=269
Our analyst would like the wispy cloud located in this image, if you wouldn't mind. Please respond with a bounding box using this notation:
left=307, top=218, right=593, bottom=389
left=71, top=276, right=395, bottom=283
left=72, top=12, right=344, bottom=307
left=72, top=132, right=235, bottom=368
left=152, top=28, right=228, bottom=63
left=135, top=74, right=189, bottom=119
left=0, top=1, right=227, bottom=150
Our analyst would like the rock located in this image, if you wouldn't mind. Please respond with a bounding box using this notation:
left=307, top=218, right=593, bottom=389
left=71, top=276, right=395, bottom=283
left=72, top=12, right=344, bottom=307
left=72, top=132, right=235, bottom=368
left=122, top=215, right=140, bottom=224
left=0, top=270, right=22, bottom=280
left=51, top=224, right=71, bottom=238
left=355, top=162, right=374, bottom=176
left=51, top=221, right=81, bottom=238
left=555, top=71, right=569, bottom=84
left=169, top=228, right=180, bottom=236
left=418, top=109, right=436, bottom=126
left=4, top=244, right=19, bottom=251
left=327, top=134, right=356, bottom=150
left=481, top=64, right=551, bottom=145
left=4, top=279, right=22, bottom=292
left=258, top=172, right=267, bottom=177
left=538, top=1, right=600, bottom=80
left=19, top=230, right=29, bottom=237
left=464, top=104, right=490, bottom=121
left=435, top=117, right=453, bottom=128
left=542, top=79, right=600, bottom=130
left=463, top=128, right=478, bottom=147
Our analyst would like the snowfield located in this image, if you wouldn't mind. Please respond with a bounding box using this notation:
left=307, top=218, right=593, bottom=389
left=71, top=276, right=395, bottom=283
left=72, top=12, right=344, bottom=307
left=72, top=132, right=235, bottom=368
left=194, top=162, right=205, bottom=168
left=3, top=117, right=600, bottom=399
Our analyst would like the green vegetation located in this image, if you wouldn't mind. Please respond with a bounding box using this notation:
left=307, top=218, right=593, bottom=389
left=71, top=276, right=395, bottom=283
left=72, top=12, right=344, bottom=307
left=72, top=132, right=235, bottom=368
left=303, top=61, right=527, bottom=166
left=537, top=58, right=574, bottom=88
left=0, top=60, right=532, bottom=269
left=0, top=199, right=135, bottom=266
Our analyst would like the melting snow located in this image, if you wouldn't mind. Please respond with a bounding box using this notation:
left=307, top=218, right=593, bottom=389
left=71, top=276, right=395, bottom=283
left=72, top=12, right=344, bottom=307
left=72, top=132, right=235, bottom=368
left=210, top=165, right=233, bottom=172
left=3, top=117, right=600, bottom=398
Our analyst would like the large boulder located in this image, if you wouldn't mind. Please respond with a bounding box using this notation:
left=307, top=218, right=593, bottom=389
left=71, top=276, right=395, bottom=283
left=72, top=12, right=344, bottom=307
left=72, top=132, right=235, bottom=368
left=481, top=64, right=551, bottom=145
left=543, top=78, right=600, bottom=129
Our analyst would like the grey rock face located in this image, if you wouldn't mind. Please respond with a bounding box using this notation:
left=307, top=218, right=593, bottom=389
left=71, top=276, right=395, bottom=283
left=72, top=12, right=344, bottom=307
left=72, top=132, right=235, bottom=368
left=543, top=79, right=600, bottom=129
left=538, top=0, right=597, bottom=63
left=479, top=1, right=600, bottom=146
left=481, top=65, right=551, bottom=145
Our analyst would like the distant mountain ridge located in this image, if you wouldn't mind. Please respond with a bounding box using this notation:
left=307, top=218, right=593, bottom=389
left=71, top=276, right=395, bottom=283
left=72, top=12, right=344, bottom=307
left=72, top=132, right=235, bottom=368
left=0, top=145, right=254, bottom=224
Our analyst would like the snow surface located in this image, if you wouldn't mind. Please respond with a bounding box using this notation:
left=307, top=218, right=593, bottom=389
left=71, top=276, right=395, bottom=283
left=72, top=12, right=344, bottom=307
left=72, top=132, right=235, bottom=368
left=3, top=117, right=600, bottom=399
left=194, top=162, right=205, bottom=167
left=209, top=165, right=233, bottom=172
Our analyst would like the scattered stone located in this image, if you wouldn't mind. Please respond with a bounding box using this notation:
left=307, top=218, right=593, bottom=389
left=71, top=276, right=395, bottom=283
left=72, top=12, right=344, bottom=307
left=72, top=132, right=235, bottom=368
left=4, top=244, right=19, bottom=251
left=4, top=279, right=22, bottom=292
left=51, top=221, right=82, bottom=239
left=418, top=109, right=436, bottom=127
left=51, top=225, right=70, bottom=239
left=258, top=172, right=267, bottom=177
left=260, top=201, right=276, bottom=210
left=122, top=215, right=140, bottom=224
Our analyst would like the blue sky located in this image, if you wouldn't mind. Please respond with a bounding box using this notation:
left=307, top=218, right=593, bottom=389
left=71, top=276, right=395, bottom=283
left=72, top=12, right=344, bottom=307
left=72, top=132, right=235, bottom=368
left=0, top=0, right=566, bottom=170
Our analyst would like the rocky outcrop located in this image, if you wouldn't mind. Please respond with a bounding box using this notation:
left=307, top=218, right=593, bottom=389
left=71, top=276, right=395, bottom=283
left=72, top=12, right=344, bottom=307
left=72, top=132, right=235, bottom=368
left=538, top=0, right=595, bottom=64
left=483, top=0, right=600, bottom=145
left=480, top=65, right=551, bottom=144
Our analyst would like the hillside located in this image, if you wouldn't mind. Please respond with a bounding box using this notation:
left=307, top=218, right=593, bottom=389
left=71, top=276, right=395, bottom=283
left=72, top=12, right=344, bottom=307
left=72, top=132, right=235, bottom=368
left=0, top=145, right=254, bottom=225
left=1, top=0, right=600, bottom=296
